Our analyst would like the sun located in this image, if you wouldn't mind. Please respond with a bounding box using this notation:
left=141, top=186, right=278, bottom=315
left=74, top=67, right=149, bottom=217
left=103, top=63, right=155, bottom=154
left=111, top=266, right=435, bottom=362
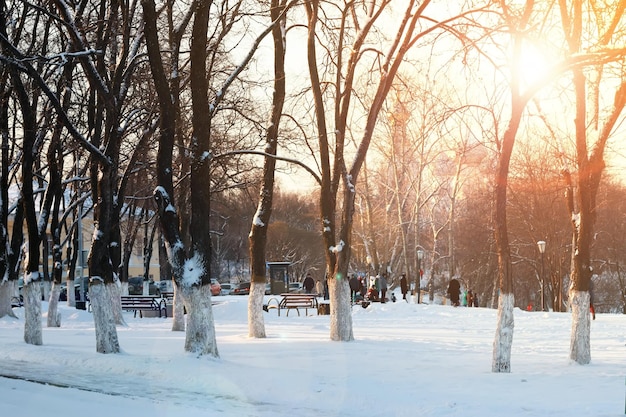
left=517, top=40, right=552, bottom=86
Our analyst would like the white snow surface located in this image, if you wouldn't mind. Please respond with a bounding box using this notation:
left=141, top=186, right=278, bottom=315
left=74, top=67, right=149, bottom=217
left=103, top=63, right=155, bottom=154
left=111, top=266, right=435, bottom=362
left=0, top=296, right=624, bottom=417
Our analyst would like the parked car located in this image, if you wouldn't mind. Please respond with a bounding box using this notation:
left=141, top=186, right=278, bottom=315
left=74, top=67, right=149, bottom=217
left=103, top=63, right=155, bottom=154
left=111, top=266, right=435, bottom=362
left=128, top=277, right=160, bottom=296
left=220, top=283, right=234, bottom=296
left=232, top=282, right=251, bottom=295
left=288, top=282, right=303, bottom=293
left=59, top=283, right=81, bottom=301
left=210, top=279, right=221, bottom=296
left=158, top=280, right=174, bottom=294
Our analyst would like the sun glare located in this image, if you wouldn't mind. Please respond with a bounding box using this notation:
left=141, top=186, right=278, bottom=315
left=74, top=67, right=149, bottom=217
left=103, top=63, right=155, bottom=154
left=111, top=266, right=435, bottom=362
left=517, top=41, right=551, bottom=85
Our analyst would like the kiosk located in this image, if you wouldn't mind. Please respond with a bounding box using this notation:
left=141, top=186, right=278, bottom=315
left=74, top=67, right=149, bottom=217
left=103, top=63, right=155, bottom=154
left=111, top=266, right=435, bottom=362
left=267, top=262, right=291, bottom=295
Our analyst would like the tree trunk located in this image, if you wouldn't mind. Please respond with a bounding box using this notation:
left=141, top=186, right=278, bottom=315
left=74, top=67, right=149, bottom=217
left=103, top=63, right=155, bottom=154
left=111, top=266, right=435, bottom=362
left=47, top=282, right=62, bottom=328
left=172, top=280, right=185, bottom=332
left=247, top=0, right=288, bottom=338
left=248, top=282, right=266, bottom=337
left=569, top=290, right=591, bottom=363
left=160, top=233, right=183, bottom=331
left=11, top=45, right=44, bottom=344
left=491, top=109, right=521, bottom=372
left=90, top=281, right=120, bottom=353
left=23, top=273, right=43, bottom=346
left=492, top=293, right=514, bottom=372
left=0, top=282, right=17, bottom=318
left=144, top=0, right=217, bottom=355
left=181, top=285, right=218, bottom=356
left=490, top=0, right=536, bottom=370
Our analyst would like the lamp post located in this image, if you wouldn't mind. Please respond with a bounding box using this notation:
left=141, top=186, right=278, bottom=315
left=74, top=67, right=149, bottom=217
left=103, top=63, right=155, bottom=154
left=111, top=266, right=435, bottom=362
left=366, top=255, right=372, bottom=289
left=416, top=249, right=424, bottom=304
left=537, top=240, right=546, bottom=311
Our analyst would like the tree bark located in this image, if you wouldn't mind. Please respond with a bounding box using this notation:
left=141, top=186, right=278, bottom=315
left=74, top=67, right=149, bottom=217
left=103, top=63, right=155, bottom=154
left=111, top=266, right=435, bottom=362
left=144, top=0, right=218, bottom=355
left=248, top=0, right=288, bottom=338
left=491, top=0, right=535, bottom=373
left=491, top=108, right=522, bottom=372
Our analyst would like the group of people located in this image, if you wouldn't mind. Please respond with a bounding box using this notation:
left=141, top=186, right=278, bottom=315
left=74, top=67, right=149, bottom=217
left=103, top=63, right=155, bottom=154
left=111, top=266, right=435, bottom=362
left=302, top=273, right=329, bottom=299
left=303, top=271, right=416, bottom=305
left=446, top=279, right=478, bottom=307
left=347, top=273, right=392, bottom=303
left=304, top=272, right=480, bottom=308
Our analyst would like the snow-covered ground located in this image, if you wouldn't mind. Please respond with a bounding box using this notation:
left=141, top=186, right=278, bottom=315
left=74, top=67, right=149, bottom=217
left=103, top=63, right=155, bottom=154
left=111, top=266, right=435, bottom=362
left=0, top=295, right=624, bottom=417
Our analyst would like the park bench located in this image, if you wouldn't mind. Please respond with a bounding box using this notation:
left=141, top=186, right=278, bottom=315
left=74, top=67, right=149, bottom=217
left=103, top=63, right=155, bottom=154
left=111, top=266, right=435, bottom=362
left=160, top=291, right=175, bottom=303
left=120, top=295, right=167, bottom=318
left=265, top=293, right=319, bottom=317
left=11, top=296, right=23, bottom=308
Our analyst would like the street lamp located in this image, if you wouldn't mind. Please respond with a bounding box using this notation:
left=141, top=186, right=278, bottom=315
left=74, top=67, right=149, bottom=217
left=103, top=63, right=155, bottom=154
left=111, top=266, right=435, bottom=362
left=416, top=249, right=424, bottom=304
left=366, top=255, right=372, bottom=288
left=537, top=240, right=546, bottom=311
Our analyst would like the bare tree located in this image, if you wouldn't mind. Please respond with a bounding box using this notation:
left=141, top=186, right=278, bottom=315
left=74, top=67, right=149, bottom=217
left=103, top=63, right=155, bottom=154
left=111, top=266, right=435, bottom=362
left=145, top=0, right=285, bottom=354
left=143, top=0, right=215, bottom=354
left=248, top=0, right=291, bottom=338
left=557, top=1, right=626, bottom=364
left=0, top=0, right=24, bottom=318
left=50, top=0, right=149, bottom=352
left=490, top=0, right=537, bottom=373
left=303, top=0, right=486, bottom=341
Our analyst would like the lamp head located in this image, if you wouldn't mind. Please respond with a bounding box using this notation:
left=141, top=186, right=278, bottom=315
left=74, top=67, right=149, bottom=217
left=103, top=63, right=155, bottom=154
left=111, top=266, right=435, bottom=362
left=537, top=240, right=546, bottom=254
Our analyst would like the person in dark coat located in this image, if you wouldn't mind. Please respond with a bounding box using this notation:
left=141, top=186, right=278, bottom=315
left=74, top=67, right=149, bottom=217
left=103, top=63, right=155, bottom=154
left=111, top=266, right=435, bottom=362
left=589, top=278, right=596, bottom=320
left=323, top=278, right=329, bottom=300
left=349, top=275, right=360, bottom=302
left=303, top=274, right=315, bottom=294
left=400, top=273, right=408, bottom=301
left=447, top=279, right=461, bottom=307
left=359, top=277, right=367, bottom=298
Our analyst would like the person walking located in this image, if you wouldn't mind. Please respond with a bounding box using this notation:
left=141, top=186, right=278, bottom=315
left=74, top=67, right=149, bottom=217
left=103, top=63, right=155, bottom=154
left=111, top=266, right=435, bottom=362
left=380, top=273, right=388, bottom=303
left=303, top=273, right=315, bottom=294
left=400, top=273, right=408, bottom=301
left=349, top=275, right=360, bottom=303
left=589, top=278, right=596, bottom=320
left=374, top=274, right=381, bottom=299
left=447, top=279, right=460, bottom=306
left=359, top=277, right=367, bottom=298
left=323, top=278, right=329, bottom=300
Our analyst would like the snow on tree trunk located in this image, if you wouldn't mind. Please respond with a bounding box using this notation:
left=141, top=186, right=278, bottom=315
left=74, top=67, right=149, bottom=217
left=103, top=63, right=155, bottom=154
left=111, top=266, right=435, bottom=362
left=66, top=278, right=75, bottom=307
left=492, top=292, right=514, bottom=373
left=109, top=279, right=126, bottom=326
left=120, top=281, right=129, bottom=296
left=182, top=285, right=218, bottom=357
left=90, top=280, right=120, bottom=354
left=23, top=275, right=43, bottom=345
left=42, top=280, right=51, bottom=301
left=329, top=275, right=353, bottom=342
left=248, top=281, right=266, bottom=338
left=47, top=282, right=62, bottom=327
left=171, top=281, right=185, bottom=332
left=0, top=280, right=18, bottom=318
left=569, top=290, right=591, bottom=364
